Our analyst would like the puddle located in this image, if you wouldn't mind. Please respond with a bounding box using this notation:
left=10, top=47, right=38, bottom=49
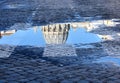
left=93, top=56, right=120, bottom=67
left=0, top=19, right=119, bottom=47
left=0, top=19, right=119, bottom=60
left=0, top=24, right=101, bottom=47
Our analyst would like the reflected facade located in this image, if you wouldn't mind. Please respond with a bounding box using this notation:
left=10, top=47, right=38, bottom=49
left=42, top=24, right=70, bottom=44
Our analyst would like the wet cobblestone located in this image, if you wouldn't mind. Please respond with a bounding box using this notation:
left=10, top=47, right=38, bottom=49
left=0, top=43, right=120, bottom=83
left=0, top=0, right=120, bottom=82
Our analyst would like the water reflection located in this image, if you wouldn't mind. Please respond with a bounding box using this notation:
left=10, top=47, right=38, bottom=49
left=71, top=19, right=118, bottom=31
left=0, top=30, right=16, bottom=38
left=42, top=24, right=70, bottom=44
left=0, top=19, right=119, bottom=46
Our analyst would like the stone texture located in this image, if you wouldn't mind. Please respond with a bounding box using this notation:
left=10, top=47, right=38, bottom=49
left=0, top=0, right=120, bottom=83
left=43, top=44, right=77, bottom=57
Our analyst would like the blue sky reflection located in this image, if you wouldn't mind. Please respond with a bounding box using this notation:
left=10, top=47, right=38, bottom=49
left=0, top=26, right=101, bottom=46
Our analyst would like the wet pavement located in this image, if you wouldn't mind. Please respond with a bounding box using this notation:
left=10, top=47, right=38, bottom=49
left=0, top=0, right=120, bottom=83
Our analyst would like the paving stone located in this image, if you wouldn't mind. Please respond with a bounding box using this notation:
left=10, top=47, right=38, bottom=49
left=61, top=80, right=73, bottom=83
left=107, top=81, right=115, bottom=83
left=28, top=80, right=42, bottom=83
left=77, top=80, right=90, bottom=83
left=0, top=80, right=6, bottom=83
left=18, top=79, right=30, bottom=82
left=8, top=81, right=19, bottom=83
left=43, top=45, right=77, bottom=57
left=5, top=77, right=17, bottom=81
left=41, top=80, right=50, bottom=83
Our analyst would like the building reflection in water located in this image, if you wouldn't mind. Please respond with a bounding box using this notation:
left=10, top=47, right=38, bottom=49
left=40, top=19, right=118, bottom=44
left=0, top=30, right=16, bottom=39
left=41, top=24, right=70, bottom=44
left=0, top=19, right=118, bottom=58
left=0, top=19, right=119, bottom=46
left=41, top=24, right=77, bottom=57
left=71, top=20, right=118, bottom=31
left=0, top=30, right=16, bottom=58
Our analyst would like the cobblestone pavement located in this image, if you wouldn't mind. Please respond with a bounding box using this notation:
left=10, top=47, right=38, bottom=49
left=0, top=0, right=120, bottom=83
left=0, top=40, right=120, bottom=83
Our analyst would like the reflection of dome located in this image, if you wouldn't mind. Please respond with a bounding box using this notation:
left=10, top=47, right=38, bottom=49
left=42, top=24, right=70, bottom=44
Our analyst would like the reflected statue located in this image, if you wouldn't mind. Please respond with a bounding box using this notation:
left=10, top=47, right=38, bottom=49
left=42, top=24, right=70, bottom=44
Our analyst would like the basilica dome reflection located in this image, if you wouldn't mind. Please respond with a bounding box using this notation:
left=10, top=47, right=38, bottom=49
left=41, top=24, right=70, bottom=44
